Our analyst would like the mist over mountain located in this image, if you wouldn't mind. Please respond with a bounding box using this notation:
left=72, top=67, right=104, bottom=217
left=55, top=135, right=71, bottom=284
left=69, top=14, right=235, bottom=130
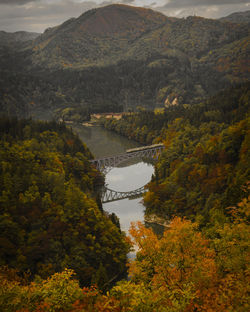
left=0, top=31, right=40, bottom=47
left=0, top=4, right=249, bottom=118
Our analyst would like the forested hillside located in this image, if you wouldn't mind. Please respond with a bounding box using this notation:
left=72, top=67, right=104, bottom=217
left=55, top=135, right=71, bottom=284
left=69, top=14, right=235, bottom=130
left=0, top=5, right=249, bottom=117
left=220, top=10, right=250, bottom=23
left=1, top=78, right=249, bottom=312
left=0, top=4, right=249, bottom=311
left=0, top=118, right=129, bottom=290
left=1, top=188, right=249, bottom=311
left=0, top=31, right=40, bottom=48
left=103, top=83, right=250, bottom=225
left=103, top=83, right=249, bottom=143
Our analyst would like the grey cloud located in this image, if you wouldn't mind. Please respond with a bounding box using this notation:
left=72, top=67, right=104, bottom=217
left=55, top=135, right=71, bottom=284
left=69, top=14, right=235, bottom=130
left=161, top=0, right=248, bottom=9
left=157, top=1, right=250, bottom=19
left=0, top=0, right=250, bottom=33
left=0, top=0, right=98, bottom=32
left=99, top=1, right=113, bottom=6
left=121, top=0, right=135, bottom=3
left=99, top=0, right=135, bottom=7
left=0, top=0, right=36, bottom=5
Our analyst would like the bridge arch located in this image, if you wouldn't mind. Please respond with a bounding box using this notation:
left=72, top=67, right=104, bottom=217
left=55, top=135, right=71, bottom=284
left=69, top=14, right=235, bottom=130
left=91, top=144, right=164, bottom=203
left=90, top=144, right=164, bottom=173
left=102, top=185, right=146, bottom=203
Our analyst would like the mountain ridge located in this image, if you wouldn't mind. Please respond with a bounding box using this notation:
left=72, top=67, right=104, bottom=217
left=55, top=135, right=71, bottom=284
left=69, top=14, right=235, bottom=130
left=0, top=30, right=40, bottom=47
left=30, top=4, right=169, bottom=68
left=28, top=5, right=249, bottom=70
left=220, top=10, right=250, bottom=23
left=0, top=4, right=249, bottom=117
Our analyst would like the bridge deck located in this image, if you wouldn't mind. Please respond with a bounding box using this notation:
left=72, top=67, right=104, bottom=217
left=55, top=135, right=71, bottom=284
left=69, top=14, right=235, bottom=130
left=91, top=144, right=164, bottom=172
left=102, top=186, right=145, bottom=203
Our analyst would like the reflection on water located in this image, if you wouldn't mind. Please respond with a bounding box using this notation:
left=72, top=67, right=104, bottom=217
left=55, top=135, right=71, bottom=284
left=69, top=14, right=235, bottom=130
left=73, top=124, right=157, bottom=235
left=72, top=124, right=140, bottom=158
left=104, top=162, right=154, bottom=234
left=104, top=198, right=145, bottom=234
left=105, top=162, right=154, bottom=192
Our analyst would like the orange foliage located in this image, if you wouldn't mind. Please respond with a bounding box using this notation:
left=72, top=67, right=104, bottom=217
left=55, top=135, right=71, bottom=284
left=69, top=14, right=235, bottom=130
left=129, top=218, right=222, bottom=311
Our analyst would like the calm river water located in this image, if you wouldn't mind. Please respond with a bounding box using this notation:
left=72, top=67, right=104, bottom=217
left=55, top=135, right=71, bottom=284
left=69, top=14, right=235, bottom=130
left=73, top=124, right=154, bottom=234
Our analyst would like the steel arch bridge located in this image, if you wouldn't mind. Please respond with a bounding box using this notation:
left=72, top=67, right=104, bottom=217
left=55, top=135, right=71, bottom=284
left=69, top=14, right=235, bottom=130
left=102, top=186, right=145, bottom=203
left=90, top=144, right=164, bottom=173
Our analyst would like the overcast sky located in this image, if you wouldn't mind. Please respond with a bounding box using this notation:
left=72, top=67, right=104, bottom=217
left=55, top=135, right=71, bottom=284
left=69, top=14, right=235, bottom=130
left=0, top=0, right=249, bottom=33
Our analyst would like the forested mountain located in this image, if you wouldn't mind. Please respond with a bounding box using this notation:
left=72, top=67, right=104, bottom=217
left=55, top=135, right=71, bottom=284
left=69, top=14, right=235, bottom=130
left=0, top=4, right=249, bottom=307
left=0, top=4, right=249, bottom=117
left=0, top=118, right=129, bottom=289
left=0, top=31, right=40, bottom=47
left=30, top=4, right=167, bottom=69
left=1, top=85, right=249, bottom=312
left=103, top=83, right=250, bottom=225
left=220, top=10, right=250, bottom=23
left=27, top=4, right=248, bottom=70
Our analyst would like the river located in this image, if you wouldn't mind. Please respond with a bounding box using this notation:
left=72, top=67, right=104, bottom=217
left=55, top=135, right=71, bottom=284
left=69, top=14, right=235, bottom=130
left=72, top=124, right=154, bottom=234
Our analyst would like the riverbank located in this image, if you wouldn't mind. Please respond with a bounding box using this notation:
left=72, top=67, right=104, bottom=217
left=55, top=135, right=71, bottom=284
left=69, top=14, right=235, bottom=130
left=144, top=213, right=170, bottom=228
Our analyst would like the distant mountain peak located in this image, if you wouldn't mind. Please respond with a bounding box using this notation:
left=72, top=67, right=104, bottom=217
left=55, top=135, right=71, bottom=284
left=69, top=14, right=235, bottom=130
left=0, top=30, right=40, bottom=48
left=75, top=4, right=167, bottom=37
left=220, top=10, right=250, bottom=23
left=29, top=4, right=249, bottom=74
left=30, top=3, right=169, bottom=68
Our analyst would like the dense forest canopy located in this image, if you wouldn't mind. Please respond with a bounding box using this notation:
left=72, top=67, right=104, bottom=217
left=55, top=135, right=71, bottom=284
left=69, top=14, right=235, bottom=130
left=103, top=83, right=250, bottom=224
left=0, top=4, right=249, bottom=311
left=0, top=5, right=249, bottom=118
left=0, top=79, right=249, bottom=312
left=0, top=118, right=130, bottom=290
left=1, top=199, right=249, bottom=311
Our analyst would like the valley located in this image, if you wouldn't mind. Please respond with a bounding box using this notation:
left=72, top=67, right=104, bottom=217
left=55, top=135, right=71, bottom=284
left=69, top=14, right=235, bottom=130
left=0, top=3, right=249, bottom=311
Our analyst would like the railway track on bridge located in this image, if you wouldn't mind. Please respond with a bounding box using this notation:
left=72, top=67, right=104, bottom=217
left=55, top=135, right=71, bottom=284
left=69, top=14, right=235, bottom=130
left=102, top=186, right=145, bottom=203
left=91, top=144, right=164, bottom=202
left=90, top=144, right=164, bottom=173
